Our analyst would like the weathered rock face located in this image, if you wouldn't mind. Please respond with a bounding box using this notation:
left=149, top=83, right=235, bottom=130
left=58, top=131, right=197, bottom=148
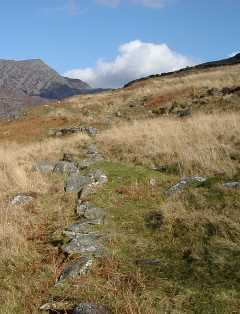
left=0, top=59, right=92, bottom=118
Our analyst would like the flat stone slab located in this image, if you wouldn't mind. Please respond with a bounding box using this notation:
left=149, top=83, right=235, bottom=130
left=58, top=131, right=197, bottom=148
left=65, top=174, right=92, bottom=192
left=58, top=256, right=94, bottom=282
left=167, top=176, right=207, bottom=194
left=53, top=161, right=79, bottom=174
left=73, top=303, right=112, bottom=314
left=33, top=161, right=55, bottom=173
left=62, top=234, right=102, bottom=255
left=76, top=201, right=105, bottom=223
left=65, top=170, right=108, bottom=193
left=10, top=193, right=34, bottom=206
left=89, top=170, right=108, bottom=185
left=40, top=301, right=74, bottom=311
left=223, top=181, right=240, bottom=188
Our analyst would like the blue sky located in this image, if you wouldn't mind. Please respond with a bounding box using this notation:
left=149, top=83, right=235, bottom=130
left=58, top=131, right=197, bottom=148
left=0, top=0, right=239, bottom=87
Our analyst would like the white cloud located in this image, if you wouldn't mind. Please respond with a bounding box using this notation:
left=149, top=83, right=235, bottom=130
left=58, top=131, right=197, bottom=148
left=64, top=40, right=193, bottom=88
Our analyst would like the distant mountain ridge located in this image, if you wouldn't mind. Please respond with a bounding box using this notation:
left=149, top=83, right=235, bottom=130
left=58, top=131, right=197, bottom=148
left=0, top=58, right=92, bottom=118
left=124, top=53, right=240, bottom=88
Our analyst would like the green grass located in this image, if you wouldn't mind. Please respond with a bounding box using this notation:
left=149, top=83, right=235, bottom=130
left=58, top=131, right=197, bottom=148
left=46, top=161, right=240, bottom=313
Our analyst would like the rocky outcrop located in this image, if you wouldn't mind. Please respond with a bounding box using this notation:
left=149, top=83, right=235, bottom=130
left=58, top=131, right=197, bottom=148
left=48, top=126, right=98, bottom=137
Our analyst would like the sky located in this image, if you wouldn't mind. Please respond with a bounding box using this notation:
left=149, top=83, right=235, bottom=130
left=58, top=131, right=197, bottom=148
left=0, top=0, right=239, bottom=88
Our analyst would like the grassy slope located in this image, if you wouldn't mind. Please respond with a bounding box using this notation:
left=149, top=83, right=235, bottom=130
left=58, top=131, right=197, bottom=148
left=0, top=63, right=240, bottom=313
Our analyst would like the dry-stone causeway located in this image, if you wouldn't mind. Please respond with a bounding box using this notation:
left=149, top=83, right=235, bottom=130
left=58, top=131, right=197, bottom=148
left=40, top=145, right=111, bottom=313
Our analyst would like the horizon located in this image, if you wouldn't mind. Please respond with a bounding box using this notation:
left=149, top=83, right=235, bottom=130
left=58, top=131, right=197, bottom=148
left=1, top=0, right=239, bottom=88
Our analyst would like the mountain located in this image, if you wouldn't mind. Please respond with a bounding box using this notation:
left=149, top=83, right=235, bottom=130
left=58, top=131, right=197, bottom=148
left=0, top=59, right=91, bottom=118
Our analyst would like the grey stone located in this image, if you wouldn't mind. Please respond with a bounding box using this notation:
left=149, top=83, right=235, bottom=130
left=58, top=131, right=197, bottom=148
left=73, top=303, right=111, bottom=314
left=62, top=152, right=75, bottom=162
left=78, top=159, right=94, bottom=170
left=62, top=234, right=102, bottom=255
left=54, top=161, right=79, bottom=174
left=167, top=176, right=207, bottom=194
left=33, top=161, right=55, bottom=173
left=10, top=193, right=34, bottom=206
left=89, top=170, right=108, bottom=185
left=58, top=256, right=94, bottom=282
left=64, top=174, right=91, bottom=192
left=223, top=181, right=240, bottom=188
left=76, top=201, right=105, bottom=223
left=86, top=127, right=97, bottom=137
left=40, top=301, right=74, bottom=311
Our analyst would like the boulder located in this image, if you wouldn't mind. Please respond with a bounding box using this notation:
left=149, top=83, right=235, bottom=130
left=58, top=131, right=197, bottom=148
left=62, top=233, right=102, bottom=255
left=58, top=256, right=93, bottom=282
left=76, top=201, right=105, bottom=223
left=54, top=161, right=79, bottom=174
left=64, top=174, right=91, bottom=192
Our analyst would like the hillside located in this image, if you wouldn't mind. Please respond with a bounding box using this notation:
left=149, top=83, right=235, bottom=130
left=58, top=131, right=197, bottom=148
left=0, top=57, right=239, bottom=314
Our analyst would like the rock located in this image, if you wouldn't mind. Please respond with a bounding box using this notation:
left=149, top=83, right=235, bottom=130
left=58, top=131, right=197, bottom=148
left=62, top=234, right=102, bottom=255
left=86, top=127, right=97, bottom=137
left=10, top=193, right=34, bottom=206
left=63, top=221, right=98, bottom=238
left=48, top=126, right=98, bottom=137
left=223, top=181, right=240, bottom=188
left=64, top=174, right=91, bottom=192
left=40, top=301, right=74, bottom=311
left=73, top=303, right=111, bottom=314
left=33, top=161, right=55, bottom=173
left=78, top=159, right=94, bottom=170
left=167, top=176, right=207, bottom=194
left=62, top=152, right=75, bottom=162
left=89, top=170, right=108, bottom=185
left=58, top=256, right=94, bottom=282
left=54, top=161, right=79, bottom=174
left=76, top=201, right=105, bottom=223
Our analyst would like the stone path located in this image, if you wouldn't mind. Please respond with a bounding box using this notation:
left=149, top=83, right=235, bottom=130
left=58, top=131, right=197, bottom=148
left=39, top=145, right=111, bottom=314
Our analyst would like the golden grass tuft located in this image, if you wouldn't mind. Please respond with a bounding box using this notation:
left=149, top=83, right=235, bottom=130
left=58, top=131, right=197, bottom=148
left=97, top=112, right=240, bottom=175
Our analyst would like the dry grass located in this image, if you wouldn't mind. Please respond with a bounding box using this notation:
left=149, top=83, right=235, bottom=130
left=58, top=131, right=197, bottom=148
left=97, top=113, right=240, bottom=175
left=0, top=133, right=88, bottom=262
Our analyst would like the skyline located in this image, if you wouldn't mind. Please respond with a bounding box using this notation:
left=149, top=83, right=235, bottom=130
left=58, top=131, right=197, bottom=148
left=0, top=0, right=239, bottom=87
